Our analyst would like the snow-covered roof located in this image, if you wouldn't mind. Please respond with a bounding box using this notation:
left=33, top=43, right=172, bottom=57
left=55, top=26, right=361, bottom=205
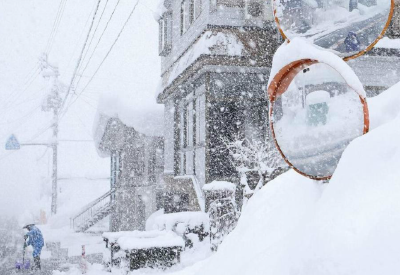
left=202, top=181, right=236, bottom=192
left=375, top=37, right=400, bottom=49
left=97, top=90, right=164, bottom=137
left=158, top=30, right=246, bottom=98
left=102, top=230, right=184, bottom=250
left=153, top=0, right=167, bottom=21
left=306, top=90, right=331, bottom=105
left=268, top=38, right=366, bottom=99
left=93, top=89, right=164, bottom=157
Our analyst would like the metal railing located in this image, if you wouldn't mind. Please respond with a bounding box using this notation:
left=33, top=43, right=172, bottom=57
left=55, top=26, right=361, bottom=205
left=71, top=189, right=116, bottom=232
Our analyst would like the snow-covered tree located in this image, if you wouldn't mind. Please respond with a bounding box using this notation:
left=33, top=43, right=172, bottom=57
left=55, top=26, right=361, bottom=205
left=225, top=132, right=287, bottom=208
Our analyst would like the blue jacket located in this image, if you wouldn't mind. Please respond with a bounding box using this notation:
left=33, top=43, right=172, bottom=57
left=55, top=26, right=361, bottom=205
left=26, top=225, right=44, bottom=249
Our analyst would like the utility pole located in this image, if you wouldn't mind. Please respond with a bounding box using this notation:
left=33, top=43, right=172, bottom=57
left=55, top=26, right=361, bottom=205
left=40, top=54, right=62, bottom=215
left=51, top=108, right=59, bottom=215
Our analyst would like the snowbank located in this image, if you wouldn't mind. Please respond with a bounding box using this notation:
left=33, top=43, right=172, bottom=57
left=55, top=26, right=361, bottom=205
left=198, top=170, right=322, bottom=275
left=202, top=181, right=236, bottom=192
left=192, top=82, right=400, bottom=275
left=268, top=38, right=366, bottom=98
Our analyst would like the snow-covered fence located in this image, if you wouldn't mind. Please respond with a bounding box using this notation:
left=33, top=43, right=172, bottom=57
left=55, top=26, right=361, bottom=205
left=203, top=181, right=239, bottom=251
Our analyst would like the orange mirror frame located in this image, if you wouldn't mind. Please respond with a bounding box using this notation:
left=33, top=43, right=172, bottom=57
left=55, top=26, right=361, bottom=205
left=267, top=59, right=370, bottom=180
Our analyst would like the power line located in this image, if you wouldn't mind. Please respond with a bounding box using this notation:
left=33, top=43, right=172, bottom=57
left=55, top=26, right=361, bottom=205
left=44, top=0, right=68, bottom=54
left=60, top=0, right=103, bottom=113
left=62, top=0, right=141, bottom=119
left=80, top=0, right=110, bottom=65
left=73, top=0, right=122, bottom=91
left=65, top=0, right=100, bottom=72
left=0, top=65, right=40, bottom=111
left=0, top=105, right=42, bottom=126
left=47, top=0, right=69, bottom=54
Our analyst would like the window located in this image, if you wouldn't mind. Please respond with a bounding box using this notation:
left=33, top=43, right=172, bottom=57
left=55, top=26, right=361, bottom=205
left=159, top=12, right=172, bottom=56
left=194, top=0, right=202, bottom=19
left=195, top=94, right=206, bottom=145
left=181, top=1, right=188, bottom=35
left=186, top=102, right=194, bottom=147
left=181, top=0, right=202, bottom=35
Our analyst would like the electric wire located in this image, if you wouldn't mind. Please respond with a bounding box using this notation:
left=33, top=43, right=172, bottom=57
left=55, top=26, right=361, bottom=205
left=61, top=0, right=141, bottom=120
left=80, top=0, right=110, bottom=65
left=45, top=0, right=68, bottom=55
left=60, top=0, right=103, bottom=112
left=73, top=0, right=122, bottom=91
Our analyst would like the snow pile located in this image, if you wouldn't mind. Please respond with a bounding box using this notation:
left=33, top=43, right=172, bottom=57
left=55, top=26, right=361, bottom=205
left=103, top=230, right=184, bottom=250
left=202, top=181, right=236, bottom=192
left=192, top=81, right=400, bottom=275
left=148, top=212, right=210, bottom=233
left=145, top=208, right=165, bottom=231
left=198, top=171, right=321, bottom=275
left=376, top=37, right=400, bottom=49
left=268, top=38, right=366, bottom=98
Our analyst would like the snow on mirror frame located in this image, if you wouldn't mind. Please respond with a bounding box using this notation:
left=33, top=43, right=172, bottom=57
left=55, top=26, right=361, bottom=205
left=273, top=0, right=395, bottom=61
left=268, top=59, right=369, bottom=180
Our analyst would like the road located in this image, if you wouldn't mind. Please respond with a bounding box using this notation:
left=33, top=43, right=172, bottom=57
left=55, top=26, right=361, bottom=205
left=313, top=10, right=389, bottom=54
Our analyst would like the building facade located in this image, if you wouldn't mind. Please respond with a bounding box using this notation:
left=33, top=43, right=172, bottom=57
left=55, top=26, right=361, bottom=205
left=156, top=0, right=400, bottom=213
left=156, top=0, right=281, bottom=211
left=94, top=116, right=164, bottom=231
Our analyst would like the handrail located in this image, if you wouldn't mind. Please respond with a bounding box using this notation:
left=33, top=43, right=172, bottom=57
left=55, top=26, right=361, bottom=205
left=71, top=188, right=116, bottom=231
left=73, top=188, right=115, bottom=219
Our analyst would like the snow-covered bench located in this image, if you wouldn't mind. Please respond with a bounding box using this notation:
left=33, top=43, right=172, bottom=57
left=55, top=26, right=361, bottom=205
left=102, top=230, right=184, bottom=270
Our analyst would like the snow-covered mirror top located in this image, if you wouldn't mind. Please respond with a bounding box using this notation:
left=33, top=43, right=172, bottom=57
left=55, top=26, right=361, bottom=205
left=273, top=0, right=393, bottom=59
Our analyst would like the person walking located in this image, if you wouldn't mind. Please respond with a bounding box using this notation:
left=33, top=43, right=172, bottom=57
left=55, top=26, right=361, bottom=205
left=344, top=31, right=361, bottom=52
left=23, top=224, right=44, bottom=271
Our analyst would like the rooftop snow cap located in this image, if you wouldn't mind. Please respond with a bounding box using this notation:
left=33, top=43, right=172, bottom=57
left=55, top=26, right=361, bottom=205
left=93, top=89, right=164, bottom=157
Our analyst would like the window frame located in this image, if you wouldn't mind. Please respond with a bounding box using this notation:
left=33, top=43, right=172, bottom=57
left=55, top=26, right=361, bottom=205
left=159, top=12, right=172, bottom=56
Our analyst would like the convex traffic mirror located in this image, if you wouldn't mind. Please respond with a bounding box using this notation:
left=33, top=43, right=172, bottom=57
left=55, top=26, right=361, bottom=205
left=273, top=0, right=394, bottom=60
left=268, top=60, right=369, bottom=180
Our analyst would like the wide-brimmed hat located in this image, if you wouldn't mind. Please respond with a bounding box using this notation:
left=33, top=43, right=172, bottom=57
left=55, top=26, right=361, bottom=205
left=22, top=224, right=35, bottom=230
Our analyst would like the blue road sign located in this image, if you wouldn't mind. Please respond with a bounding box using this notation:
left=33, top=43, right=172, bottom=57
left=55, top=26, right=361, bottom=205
left=5, top=134, right=20, bottom=150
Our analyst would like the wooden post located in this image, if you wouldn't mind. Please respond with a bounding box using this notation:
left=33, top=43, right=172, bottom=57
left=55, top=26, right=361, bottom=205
left=80, top=245, right=87, bottom=274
